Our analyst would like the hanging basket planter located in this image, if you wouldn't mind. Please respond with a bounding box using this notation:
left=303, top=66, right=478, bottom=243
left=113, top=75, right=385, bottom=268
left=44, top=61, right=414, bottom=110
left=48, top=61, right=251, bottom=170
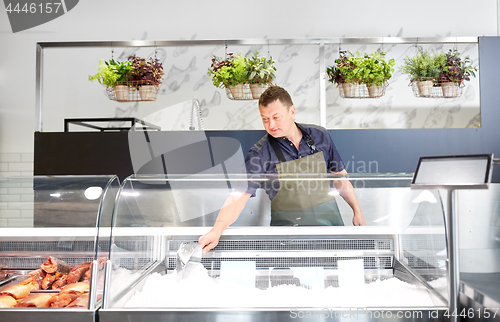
left=209, top=51, right=276, bottom=101
left=224, top=82, right=271, bottom=100
left=250, top=83, right=270, bottom=99
left=327, top=51, right=394, bottom=99
left=105, top=80, right=159, bottom=102
left=90, top=56, right=164, bottom=103
left=224, top=83, right=253, bottom=100
left=338, top=78, right=388, bottom=99
left=409, top=77, right=464, bottom=98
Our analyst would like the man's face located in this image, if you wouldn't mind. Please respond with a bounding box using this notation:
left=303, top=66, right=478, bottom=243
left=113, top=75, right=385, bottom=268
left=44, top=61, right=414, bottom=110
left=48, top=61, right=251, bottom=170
left=259, top=99, right=296, bottom=138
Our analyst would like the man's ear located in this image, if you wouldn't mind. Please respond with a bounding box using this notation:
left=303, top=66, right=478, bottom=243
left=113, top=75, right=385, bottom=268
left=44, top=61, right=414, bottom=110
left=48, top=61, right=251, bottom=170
left=289, top=105, right=296, bottom=118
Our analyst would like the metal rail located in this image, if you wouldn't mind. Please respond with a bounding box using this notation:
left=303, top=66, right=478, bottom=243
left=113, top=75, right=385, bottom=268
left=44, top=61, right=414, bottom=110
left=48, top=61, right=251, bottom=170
left=35, top=37, right=479, bottom=132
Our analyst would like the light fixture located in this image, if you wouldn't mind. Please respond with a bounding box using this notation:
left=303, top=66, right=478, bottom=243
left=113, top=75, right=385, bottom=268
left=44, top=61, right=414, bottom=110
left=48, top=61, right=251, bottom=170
left=84, top=186, right=103, bottom=200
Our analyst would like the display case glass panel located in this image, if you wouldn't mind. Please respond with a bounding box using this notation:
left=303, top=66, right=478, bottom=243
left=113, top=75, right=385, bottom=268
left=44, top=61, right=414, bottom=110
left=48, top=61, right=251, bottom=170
left=103, top=173, right=449, bottom=318
left=0, top=175, right=119, bottom=320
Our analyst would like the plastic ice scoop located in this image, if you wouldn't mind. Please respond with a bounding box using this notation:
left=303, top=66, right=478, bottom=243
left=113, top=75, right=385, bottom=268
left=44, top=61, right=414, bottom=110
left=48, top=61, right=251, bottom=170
left=176, top=242, right=203, bottom=271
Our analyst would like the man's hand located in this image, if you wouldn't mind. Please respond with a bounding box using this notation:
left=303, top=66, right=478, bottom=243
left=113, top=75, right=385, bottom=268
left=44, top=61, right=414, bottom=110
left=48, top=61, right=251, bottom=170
left=352, top=212, right=366, bottom=226
left=198, top=230, right=222, bottom=254
left=198, top=192, right=251, bottom=254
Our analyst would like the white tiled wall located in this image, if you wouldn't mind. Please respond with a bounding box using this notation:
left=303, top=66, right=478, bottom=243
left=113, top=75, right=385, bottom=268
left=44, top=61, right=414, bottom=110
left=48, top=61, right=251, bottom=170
left=0, top=153, right=34, bottom=176
left=0, top=153, right=34, bottom=227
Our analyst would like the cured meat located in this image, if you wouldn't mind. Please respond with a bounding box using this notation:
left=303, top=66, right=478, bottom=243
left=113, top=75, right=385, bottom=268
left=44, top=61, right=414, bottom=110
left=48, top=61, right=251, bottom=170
left=44, top=293, right=79, bottom=308
left=0, top=295, right=17, bottom=308
left=66, top=262, right=90, bottom=284
left=41, top=257, right=70, bottom=274
left=60, top=282, right=89, bottom=295
left=51, top=274, right=67, bottom=290
left=15, top=293, right=52, bottom=308
left=81, top=270, right=91, bottom=284
left=0, top=283, right=31, bottom=299
left=42, top=273, right=56, bottom=290
left=29, top=268, right=46, bottom=290
left=66, top=293, right=89, bottom=308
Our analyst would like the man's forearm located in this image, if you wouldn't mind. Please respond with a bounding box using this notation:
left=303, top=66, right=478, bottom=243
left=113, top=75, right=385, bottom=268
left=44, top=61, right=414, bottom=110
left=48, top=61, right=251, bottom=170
left=211, top=192, right=251, bottom=234
left=336, top=180, right=362, bottom=214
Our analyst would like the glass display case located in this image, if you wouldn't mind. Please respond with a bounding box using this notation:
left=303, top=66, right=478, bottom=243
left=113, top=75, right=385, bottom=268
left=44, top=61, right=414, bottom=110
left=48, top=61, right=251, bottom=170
left=100, top=173, right=450, bottom=322
left=0, top=175, right=120, bottom=322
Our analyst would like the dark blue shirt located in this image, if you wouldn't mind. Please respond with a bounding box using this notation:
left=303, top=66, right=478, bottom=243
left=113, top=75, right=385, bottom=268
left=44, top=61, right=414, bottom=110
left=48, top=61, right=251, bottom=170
left=244, top=123, right=345, bottom=199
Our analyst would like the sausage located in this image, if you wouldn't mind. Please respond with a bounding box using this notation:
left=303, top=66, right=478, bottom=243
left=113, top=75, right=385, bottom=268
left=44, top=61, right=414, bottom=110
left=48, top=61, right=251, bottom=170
left=66, top=263, right=91, bottom=284
left=51, top=274, right=67, bottom=290
left=41, top=273, right=56, bottom=290
left=29, top=269, right=46, bottom=290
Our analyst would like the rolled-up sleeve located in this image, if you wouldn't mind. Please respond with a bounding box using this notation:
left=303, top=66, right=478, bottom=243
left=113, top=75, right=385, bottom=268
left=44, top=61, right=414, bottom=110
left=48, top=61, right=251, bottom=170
left=244, top=148, right=264, bottom=197
left=324, top=132, right=345, bottom=173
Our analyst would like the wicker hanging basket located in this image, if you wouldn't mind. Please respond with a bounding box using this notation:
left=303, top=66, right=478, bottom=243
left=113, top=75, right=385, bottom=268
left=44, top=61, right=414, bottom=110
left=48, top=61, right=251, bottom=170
left=224, top=82, right=272, bottom=100
left=105, top=80, right=160, bottom=102
left=337, top=78, right=388, bottom=99
left=409, top=77, right=464, bottom=98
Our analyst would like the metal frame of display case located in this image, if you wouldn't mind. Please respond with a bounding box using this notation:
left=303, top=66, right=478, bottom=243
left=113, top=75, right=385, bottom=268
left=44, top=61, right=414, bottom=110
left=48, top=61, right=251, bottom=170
left=100, top=226, right=449, bottom=322
left=35, top=37, right=478, bottom=132
left=411, top=154, right=494, bottom=322
left=0, top=175, right=120, bottom=322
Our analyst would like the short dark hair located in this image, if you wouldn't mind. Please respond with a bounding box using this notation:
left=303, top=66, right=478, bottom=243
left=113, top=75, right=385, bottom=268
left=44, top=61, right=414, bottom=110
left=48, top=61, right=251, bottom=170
left=258, top=85, right=294, bottom=109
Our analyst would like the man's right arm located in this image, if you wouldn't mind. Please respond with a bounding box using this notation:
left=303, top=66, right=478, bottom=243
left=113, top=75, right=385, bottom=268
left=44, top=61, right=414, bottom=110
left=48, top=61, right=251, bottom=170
left=198, top=192, right=252, bottom=254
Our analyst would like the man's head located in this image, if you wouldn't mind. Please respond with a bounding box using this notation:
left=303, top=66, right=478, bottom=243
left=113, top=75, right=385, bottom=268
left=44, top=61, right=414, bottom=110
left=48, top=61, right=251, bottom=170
left=258, top=86, right=296, bottom=138
left=258, top=85, right=294, bottom=110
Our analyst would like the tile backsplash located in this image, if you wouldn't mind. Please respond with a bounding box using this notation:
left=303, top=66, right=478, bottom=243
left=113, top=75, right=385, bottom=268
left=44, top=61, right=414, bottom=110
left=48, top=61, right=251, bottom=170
left=0, top=153, right=34, bottom=227
left=0, top=153, right=34, bottom=176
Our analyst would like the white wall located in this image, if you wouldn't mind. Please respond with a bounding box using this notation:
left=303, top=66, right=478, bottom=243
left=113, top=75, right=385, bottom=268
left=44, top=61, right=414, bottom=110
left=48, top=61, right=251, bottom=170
left=0, top=0, right=498, bottom=165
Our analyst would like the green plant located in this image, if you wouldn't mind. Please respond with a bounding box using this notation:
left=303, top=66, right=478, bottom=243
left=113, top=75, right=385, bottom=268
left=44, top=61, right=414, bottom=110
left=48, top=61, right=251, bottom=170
left=399, top=47, right=447, bottom=80
left=246, top=51, right=276, bottom=84
left=207, top=53, right=248, bottom=87
left=127, top=55, right=164, bottom=86
left=439, top=49, right=477, bottom=84
left=353, top=51, right=395, bottom=86
left=326, top=51, right=358, bottom=85
left=88, top=59, right=132, bottom=87
left=326, top=51, right=395, bottom=87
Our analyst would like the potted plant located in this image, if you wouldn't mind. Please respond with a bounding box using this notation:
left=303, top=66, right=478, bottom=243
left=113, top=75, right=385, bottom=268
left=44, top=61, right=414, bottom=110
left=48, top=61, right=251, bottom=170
left=355, top=51, right=395, bottom=97
left=326, top=51, right=394, bottom=98
left=438, top=49, right=477, bottom=97
left=326, top=51, right=359, bottom=97
left=246, top=51, right=277, bottom=99
left=89, top=59, right=132, bottom=101
left=207, top=53, right=248, bottom=99
left=126, top=55, right=164, bottom=101
left=400, top=47, right=446, bottom=97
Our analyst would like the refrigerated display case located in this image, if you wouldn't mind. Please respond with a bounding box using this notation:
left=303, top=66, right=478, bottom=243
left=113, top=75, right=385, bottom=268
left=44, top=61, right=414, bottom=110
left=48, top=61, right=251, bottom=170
left=100, top=173, right=451, bottom=321
left=0, top=175, right=120, bottom=322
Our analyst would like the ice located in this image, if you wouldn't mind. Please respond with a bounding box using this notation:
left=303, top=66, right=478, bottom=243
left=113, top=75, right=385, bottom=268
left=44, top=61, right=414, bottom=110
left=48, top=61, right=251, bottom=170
left=125, top=264, right=441, bottom=308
